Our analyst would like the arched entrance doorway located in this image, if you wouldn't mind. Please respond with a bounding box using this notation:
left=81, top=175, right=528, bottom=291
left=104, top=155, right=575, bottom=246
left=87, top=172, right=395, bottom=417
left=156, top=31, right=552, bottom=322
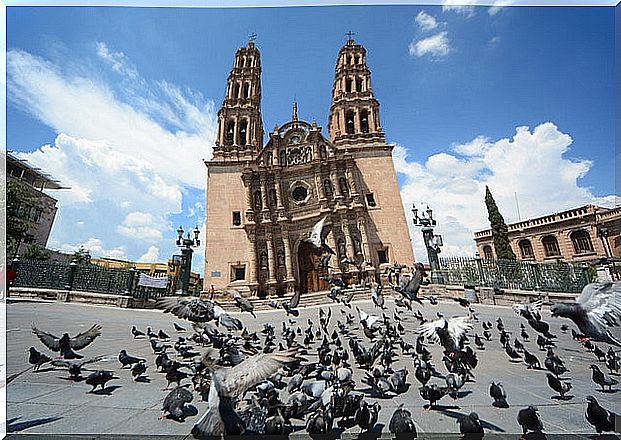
left=297, top=241, right=329, bottom=293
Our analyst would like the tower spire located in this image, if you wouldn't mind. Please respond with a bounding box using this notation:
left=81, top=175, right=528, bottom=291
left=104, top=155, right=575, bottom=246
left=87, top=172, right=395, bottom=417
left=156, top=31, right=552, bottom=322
left=328, top=37, right=384, bottom=146
left=292, top=97, right=298, bottom=121
left=212, top=41, right=264, bottom=162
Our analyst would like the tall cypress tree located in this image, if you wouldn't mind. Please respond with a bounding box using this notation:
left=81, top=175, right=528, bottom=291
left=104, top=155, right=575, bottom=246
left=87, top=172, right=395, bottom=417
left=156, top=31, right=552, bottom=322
left=484, top=186, right=516, bottom=260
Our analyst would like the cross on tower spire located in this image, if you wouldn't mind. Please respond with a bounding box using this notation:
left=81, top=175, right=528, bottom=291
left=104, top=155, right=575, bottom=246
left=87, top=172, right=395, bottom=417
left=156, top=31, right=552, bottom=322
left=248, top=32, right=257, bottom=44
left=345, top=31, right=355, bottom=42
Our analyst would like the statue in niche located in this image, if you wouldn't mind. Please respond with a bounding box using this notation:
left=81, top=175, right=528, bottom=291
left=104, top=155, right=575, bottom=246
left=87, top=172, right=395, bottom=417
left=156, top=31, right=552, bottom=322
left=267, top=152, right=273, bottom=166
left=269, top=189, right=277, bottom=207
left=254, top=191, right=263, bottom=210
left=277, top=250, right=285, bottom=267
left=353, top=236, right=362, bottom=256
left=339, top=177, right=349, bottom=195
left=260, top=251, right=268, bottom=269
left=337, top=239, right=347, bottom=260
left=280, top=150, right=287, bottom=167
left=324, top=179, right=333, bottom=198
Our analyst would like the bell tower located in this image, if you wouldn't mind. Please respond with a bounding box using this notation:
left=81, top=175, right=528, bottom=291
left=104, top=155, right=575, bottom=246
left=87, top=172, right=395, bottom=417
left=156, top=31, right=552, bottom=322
left=213, top=38, right=264, bottom=161
left=328, top=35, right=385, bottom=147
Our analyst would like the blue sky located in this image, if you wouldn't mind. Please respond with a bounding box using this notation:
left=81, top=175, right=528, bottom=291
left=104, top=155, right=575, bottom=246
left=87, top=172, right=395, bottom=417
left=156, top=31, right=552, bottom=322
left=6, top=5, right=617, bottom=272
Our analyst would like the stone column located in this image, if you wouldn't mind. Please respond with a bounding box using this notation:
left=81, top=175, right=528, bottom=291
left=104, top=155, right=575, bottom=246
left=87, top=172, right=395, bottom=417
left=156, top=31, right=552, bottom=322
left=260, top=177, right=269, bottom=211
left=353, top=109, right=360, bottom=134
left=247, top=229, right=257, bottom=285
left=340, top=110, right=346, bottom=136
left=266, top=232, right=276, bottom=283
left=282, top=230, right=294, bottom=280
left=275, top=179, right=284, bottom=209
left=341, top=216, right=355, bottom=258
left=368, top=106, right=376, bottom=132
left=358, top=216, right=371, bottom=260
left=233, top=116, right=238, bottom=146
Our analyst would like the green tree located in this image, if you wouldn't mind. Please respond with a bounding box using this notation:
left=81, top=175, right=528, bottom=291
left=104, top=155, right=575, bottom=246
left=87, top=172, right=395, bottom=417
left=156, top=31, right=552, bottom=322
left=23, top=245, right=51, bottom=261
left=72, top=246, right=92, bottom=265
left=484, top=186, right=516, bottom=260
left=7, top=180, right=33, bottom=258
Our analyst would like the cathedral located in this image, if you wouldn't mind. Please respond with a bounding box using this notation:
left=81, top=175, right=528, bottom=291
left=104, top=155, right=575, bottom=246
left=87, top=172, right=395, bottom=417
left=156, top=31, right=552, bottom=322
left=204, top=37, right=415, bottom=297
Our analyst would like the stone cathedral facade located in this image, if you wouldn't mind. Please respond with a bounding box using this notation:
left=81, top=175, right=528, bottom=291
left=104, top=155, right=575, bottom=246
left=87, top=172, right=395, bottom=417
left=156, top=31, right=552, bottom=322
left=204, top=38, right=415, bottom=297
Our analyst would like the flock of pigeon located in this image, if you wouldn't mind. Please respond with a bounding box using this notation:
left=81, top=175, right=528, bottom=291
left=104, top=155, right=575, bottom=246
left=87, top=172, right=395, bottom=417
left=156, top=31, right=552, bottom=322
left=20, top=272, right=621, bottom=439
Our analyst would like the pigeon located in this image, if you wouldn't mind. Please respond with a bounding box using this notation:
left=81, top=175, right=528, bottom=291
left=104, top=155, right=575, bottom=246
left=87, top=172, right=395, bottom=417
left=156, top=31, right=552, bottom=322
left=283, top=290, right=300, bottom=317
left=505, top=343, right=522, bottom=361
left=474, top=334, right=485, bottom=350
left=192, top=348, right=299, bottom=437
left=393, top=262, right=427, bottom=304
left=355, top=400, right=380, bottom=432
left=419, top=384, right=449, bottom=409
left=523, top=349, right=541, bottom=369
left=230, top=289, right=256, bottom=318
left=264, top=408, right=290, bottom=435
left=173, top=322, right=186, bottom=332
left=118, top=350, right=146, bottom=368
left=589, top=364, right=618, bottom=392
left=550, top=281, right=621, bottom=346
left=32, top=323, right=102, bottom=359
left=546, top=373, right=572, bottom=399
left=517, top=406, right=544, bottom=437
left=51, top=356, right=106, bottom=379
left=458, top=412, right=484, bottom=439
left=131, top=326, right=145, bottom=338
left=302, top=216, right=335, bottom=254
left=131, top=361, right=148, bottom=381
left=490, top=382, right=509, bottom=408
left=445, top=372, right=466, bottom=399
left=161, top=386, right=194, bottom=421
left=156, top=297, right=218, bottom=322
left=545, top=349, right=568, bottom=377
left=370, top=282, right=385, bottom=309
left=85, top=370, right=115, bottom=392
left=585, top=395, right=618, bottom=436
left=417, top=316, right=473, bottom=354
left=158, top=329, right=170, bottom=340
left=305, top=406, right=333, bottom=435
left=27, top=346, right=52, bottom=371
left=389, top=404, right=417, bottom=436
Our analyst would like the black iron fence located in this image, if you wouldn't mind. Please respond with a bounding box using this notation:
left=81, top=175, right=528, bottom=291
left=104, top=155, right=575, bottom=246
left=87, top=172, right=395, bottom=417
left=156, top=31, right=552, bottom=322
left=11, top=259, right=174, bottom=299
left=436, top=256, right=591, bottom=293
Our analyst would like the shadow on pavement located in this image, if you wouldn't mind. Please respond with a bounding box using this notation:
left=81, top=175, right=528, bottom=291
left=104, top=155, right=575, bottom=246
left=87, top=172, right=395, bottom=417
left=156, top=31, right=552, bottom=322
left=434, top=408, right=506, bottom=433
left=7, top=416, right=63, bottom=432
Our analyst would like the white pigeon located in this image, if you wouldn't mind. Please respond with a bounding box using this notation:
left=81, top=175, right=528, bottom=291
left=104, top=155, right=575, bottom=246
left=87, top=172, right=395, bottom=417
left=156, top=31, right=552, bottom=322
left=302, top=216, right=335, bottom=254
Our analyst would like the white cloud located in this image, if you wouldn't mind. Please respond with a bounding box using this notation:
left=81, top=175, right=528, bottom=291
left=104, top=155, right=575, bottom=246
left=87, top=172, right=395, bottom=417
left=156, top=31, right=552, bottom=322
left=117, top=212, right=164, bottom=241
left=442, top=1, right=476, bottom=18
left=488, top=36, right=501, bottom=48
left=488, top=0, right=516, bottom=16
left=138, top=245, right=160, bottom=263
left=394, top=122, right=616, bottom=262
left=415, top=11, right=439, bottom=31
left=59, top=237, right=127, bottom=260
left=409, top=32, right=451, bottom=58
left=7, top=45, right=216, bottom=272
left=96, top=42, right=138, bottom=79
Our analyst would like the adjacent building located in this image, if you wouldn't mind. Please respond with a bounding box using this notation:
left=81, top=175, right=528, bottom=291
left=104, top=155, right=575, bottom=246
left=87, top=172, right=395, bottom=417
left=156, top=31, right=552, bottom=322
left=6, top=151, right=66, bottom=257
left=474, top=204, right=621, bottom=263
left=204, top=38, right=415, bottom=296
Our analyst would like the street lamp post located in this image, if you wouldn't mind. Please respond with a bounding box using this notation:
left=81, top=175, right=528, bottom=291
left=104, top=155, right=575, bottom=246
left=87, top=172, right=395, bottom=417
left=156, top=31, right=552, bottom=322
left=412, top=204, right=444, bottom=284
left=175, top=225, right=201, bottom=296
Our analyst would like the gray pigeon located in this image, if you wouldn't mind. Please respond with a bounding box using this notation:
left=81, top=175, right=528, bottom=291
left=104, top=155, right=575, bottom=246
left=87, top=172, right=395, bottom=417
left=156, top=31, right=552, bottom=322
left=161, top=386, right=193, bottom=421
left=550, top=281, right=621, bottom=346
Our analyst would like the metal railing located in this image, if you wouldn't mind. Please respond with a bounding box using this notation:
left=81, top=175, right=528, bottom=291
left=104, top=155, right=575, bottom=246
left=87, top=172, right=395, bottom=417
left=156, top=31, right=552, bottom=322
left=11, top=259, right=175, bottom=299
left=436, top=256, right=590, bottom=293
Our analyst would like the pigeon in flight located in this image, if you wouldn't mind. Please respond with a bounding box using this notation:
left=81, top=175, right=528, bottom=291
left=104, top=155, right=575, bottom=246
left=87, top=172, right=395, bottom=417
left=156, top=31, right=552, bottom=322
left=302, top=216, right=335, bottom=254
left=32, top=323, right=102, bottom=359
left=551, top=281, right=621, bottom=346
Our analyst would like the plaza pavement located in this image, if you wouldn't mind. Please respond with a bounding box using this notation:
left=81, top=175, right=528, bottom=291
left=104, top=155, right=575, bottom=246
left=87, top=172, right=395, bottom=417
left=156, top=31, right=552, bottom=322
left=3, top=295, right=620, bottom=439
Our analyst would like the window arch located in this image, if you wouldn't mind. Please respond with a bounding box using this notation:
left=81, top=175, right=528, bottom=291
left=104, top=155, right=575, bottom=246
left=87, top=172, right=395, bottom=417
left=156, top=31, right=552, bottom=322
left=238, top=119, right=248, bottom=146
left=225, top=120, right=235, bottom=145
left=518, top=239, right=534, bottom=259
left=542, top=235, right=561, bottom=257
left=570, top=230, right=594, bottom=254
left=360, top=110, right=369, bottom=133
left=345, top=78, right=352, bottom=93
left=355, top=77, right=362, bottom=92
left=323, top=179, right=334, bottom=198
left=482, top=245, right=493, bottom=260
left=233, top=82, right=240, bottom=98
left=345, top=110, right=355, bottom=134
left=243, top=82, right=250, bottom=98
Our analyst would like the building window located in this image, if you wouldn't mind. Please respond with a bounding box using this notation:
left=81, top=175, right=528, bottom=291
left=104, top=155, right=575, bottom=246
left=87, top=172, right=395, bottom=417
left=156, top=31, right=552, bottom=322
left=365, top=193, right=376, bottom=207
left=280, top=150, right=287, bottom=167
left=323, top=179, right=333, bottom=198
left=292, top=186, right=308, bottom=202
left=238, top=119, right=248, bottom=146
left=233, top=83, right=240, bottom=98
left=360, top=109, right=369, bottom=133
left=518, top=239, right=534, bottom=259
left=232, top=265, right=246, bottom=281
left=355, top=77, right=362, bottom=92
left=571, top=230, right=594, bottom=254
left=377, top=249, right=388, bottom=264
left=345, top=78, right=352, bottom=93
left=482, top=245, right=493, bottom=260
left=542, top=235, right=561, bottom=257
left=225, top=120, right=235, bottom=145
left=243, top=82, right=250, bottom=98
left=345, top=110, right=355, bottom=134
left=232, top=211, right=241, bottom=226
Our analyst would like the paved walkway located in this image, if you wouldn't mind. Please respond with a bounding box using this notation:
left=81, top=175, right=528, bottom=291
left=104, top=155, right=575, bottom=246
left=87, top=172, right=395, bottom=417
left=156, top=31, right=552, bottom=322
left=3, top=296, right=619, bottom=438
